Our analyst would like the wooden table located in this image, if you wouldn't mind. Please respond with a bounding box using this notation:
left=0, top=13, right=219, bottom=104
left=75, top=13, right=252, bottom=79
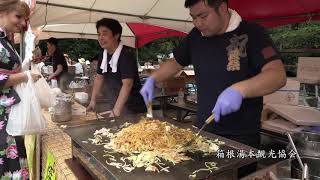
left=168, top=102, right=197, bottom=122
left=154, top=92, right=178, bottom=111
left=41, top=102, right=97, bottom=180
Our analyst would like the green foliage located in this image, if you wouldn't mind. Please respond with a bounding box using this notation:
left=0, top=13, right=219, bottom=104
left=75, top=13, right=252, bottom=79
left=39, top=39, right=101, bottom=61
left=38, top=37, right=183, bottom=64
left=271, top=22, right=320, bottom=49
left=270, top=22, right=320, bottom=75
left=36, top=22, right=319, bottom=72
left=137, top=36, right=184, bottom=64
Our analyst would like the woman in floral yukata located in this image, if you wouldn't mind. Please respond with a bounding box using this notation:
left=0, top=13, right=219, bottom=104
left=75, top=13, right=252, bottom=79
left=0, top=0, right=41, bottom=179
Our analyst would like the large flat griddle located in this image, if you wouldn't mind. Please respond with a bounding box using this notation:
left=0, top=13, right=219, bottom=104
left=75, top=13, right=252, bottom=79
left=64, top=115, right=257, bottom=180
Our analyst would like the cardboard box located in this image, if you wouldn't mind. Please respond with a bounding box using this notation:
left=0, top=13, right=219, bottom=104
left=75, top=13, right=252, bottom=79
left=264, top=78, right=300, bottom=105
left=297, top=57, right=320, bottom=84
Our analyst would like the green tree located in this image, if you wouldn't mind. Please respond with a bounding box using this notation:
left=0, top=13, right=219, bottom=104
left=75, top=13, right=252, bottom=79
left=36, top=22, right=320, bottom=74
left=39, top=39, right=101, bottom=61
left=137, top=36, right=184, bottom=65
left=38, top=37, right=183, bottom=65
left=270, top=22, right=320, bottom=75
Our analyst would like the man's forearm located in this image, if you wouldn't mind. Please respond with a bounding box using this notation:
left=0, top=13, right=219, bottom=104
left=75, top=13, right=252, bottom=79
left=51, top=69, right=63, bottom=78
left=91, top=75, right=104, bottom=102
left=152, top=59, right=183, bottom=82
left=50, top=65, right=63, bottom=78
left=113, top=80, right=133, bottom=115
left=231, top=61, right=286, bottom=98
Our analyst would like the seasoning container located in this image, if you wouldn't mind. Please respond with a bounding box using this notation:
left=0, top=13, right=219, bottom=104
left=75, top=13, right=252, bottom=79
left=51, top=93, right=72, bottom=122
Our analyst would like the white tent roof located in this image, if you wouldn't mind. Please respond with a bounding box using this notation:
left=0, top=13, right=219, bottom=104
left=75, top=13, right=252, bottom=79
left=36, top=23, right=136, bottom=47
left=27, top=0, right=194, bottom=47
left=40, top=23, right=133, bottom=37
left=31, top=0, right=194, bottom=33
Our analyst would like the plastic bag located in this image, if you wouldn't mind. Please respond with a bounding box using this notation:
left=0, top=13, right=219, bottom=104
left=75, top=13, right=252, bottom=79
left=21, top=24, right=36, bottom=71
left=35, top=78, right=55, bottom=108
left=22, top=25, right=56, bottom=108
left=32, top=64, right=55, bottom=108
left=6, top=71, right=46, bottom=136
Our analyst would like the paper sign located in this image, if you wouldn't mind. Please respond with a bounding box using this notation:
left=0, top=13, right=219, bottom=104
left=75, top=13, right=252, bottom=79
left=297, top=57, right=320, bottom=83
left=44, top=151, right=56, bottom=180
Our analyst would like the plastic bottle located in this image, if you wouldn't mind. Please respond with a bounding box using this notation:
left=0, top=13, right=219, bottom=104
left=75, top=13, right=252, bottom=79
left=51, top=79, right=58, bottom=88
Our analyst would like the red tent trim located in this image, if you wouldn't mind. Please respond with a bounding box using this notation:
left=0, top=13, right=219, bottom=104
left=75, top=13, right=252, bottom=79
left=127, top=23, right=187, bottom=48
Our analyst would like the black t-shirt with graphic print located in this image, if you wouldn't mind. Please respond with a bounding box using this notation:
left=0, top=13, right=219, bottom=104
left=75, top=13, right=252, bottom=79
left=97, top=46, right=146, bottom=114
left=173, top=21, right=281, bottom=135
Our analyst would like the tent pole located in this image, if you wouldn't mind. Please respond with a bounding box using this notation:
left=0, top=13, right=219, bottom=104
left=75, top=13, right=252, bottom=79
left=136, top=48, right=139, bottom=63
left=133, top=30, right=140, bottom=68
left=20, top=32, right=25, bottom=61
left=136, top=42, right=141, bottom=69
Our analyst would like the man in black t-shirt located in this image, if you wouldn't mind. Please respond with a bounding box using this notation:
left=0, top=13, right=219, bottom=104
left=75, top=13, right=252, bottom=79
left=86, top=18, right=146, bottom=117
left=141, top=0, right=286, bottom=148
left=140, top=1, right=286, bottom=177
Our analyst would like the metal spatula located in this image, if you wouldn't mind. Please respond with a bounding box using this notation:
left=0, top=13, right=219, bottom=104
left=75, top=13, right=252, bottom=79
left=182, top=113, right=215, bottom=148
left=286, top=132, right=309, bottom=180
left=286, top=132, right=304, bottom=170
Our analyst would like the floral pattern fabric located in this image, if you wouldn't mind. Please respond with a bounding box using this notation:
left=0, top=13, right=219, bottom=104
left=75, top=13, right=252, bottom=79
left=0, top=30, right=29, bottom=180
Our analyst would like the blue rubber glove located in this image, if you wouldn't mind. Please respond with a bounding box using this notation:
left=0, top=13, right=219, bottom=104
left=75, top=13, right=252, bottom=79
left=309, top=126, right=320, bottom=133
left=140, top=76, right=156, bottom=104
left=212, top=87, right=243, bottom=122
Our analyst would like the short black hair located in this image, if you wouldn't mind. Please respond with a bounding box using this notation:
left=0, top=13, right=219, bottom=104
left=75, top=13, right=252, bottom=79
left=184, top=0, right=228, bottom=11
left=47, top=37, right=58, bottom=47
left=90, top=54, right=99, bottom=62
left=96, top=18, right=122, bottom=42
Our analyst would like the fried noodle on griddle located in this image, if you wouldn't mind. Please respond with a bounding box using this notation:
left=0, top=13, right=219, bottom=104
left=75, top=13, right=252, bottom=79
left=88, top=118, right=224, bottom=173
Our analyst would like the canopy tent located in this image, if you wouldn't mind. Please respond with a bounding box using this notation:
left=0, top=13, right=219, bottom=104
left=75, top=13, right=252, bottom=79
left=25, top=0, right=320, bottom=46
left=31, top=22, right=187, bottom=48
left=229, top=0, right=320, bottom=27
left=31, top=0, right=320, bottom=30
left=32, top=23, right=136, bottom=47
left=31, top=0, right=194, bottom=33
left=127, top=23, right=186, bottom=48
